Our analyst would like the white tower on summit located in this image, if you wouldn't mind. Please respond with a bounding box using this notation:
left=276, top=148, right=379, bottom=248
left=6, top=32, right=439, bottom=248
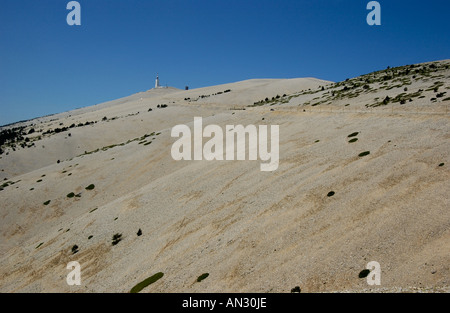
left=155, top=73, right=160, bottom=88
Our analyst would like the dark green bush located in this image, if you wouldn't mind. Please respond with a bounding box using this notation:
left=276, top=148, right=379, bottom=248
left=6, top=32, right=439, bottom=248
left=359, top=269, right=370, bottom=278
left=358, top=151, right=370, bottom=157
left=348, top=132, right=359, bottom=138
left=85, top=184, right=95, bottom=190
left=67, top=192, right=75, bottom=198
left=130, top=272, right=164, bottom=293
left=348, top=138, right=358, bottom=143
left=197, top=273, right=209, bottom=282
left=112, top=233, right=122, bottom=246
left=71, top=245, right=79, bottom=254
left=43, top=200, right=51, bottom=206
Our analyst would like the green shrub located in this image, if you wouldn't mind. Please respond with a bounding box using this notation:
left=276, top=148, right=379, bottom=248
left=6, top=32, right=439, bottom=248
left=327, top=191, right=335, bottom=197
left=359, top=269, right=370, bottom=278
left=85, top=184, right=95, bottom=190
left=438, top=163, right=444, bottom=167
left=197, top=273, right=209, bottom=282
left=71, top=245, right=79, bottom=254
left=43, top=200, right=51, bottom=206
left=67, top=192, right=75, bottom=198
left=112, top=233, right=122, bottom=246
left=348, top=138, right=358, bottom=143
left=348, top=132, right=359, bottom=138
left=130, top=272, right=164, bottom=293
left=358, top=151, right=370, bottom=157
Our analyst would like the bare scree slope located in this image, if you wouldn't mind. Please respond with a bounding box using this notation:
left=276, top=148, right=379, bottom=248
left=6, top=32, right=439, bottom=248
left=0, top=60, right=449, bottom=293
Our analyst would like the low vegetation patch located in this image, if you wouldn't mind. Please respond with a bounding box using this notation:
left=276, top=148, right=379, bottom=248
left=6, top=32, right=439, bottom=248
left=358, top=151, right=371, bottom=157
left=348, top=138, right=358, bottom=143
left=348, top=132, right=359, bottom=138
left=130, top=272, right=164, bottom=293
left=85, top=184, right=95, bottom=190
left=67, top=192, right=75, bottom=198
left=196, top=273, right=209, bottom=282
left=43, top=200, right=51, bottom=205
left=112, top=233, right=122, bottom=246
left=71, top=245, right=79, bottom=254
left=359, top=269, right=370, bottom=278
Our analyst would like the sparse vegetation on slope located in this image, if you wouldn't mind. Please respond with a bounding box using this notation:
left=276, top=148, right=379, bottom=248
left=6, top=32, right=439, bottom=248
left=112, top=233, right=122, bottom=246
left=196, top=273, right=209, bottom=282
left=130, top=272, right=164, bottom=293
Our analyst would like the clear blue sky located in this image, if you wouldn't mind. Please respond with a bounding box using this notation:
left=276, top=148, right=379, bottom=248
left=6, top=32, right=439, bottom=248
left=0, top=0, right=449, bottom=126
